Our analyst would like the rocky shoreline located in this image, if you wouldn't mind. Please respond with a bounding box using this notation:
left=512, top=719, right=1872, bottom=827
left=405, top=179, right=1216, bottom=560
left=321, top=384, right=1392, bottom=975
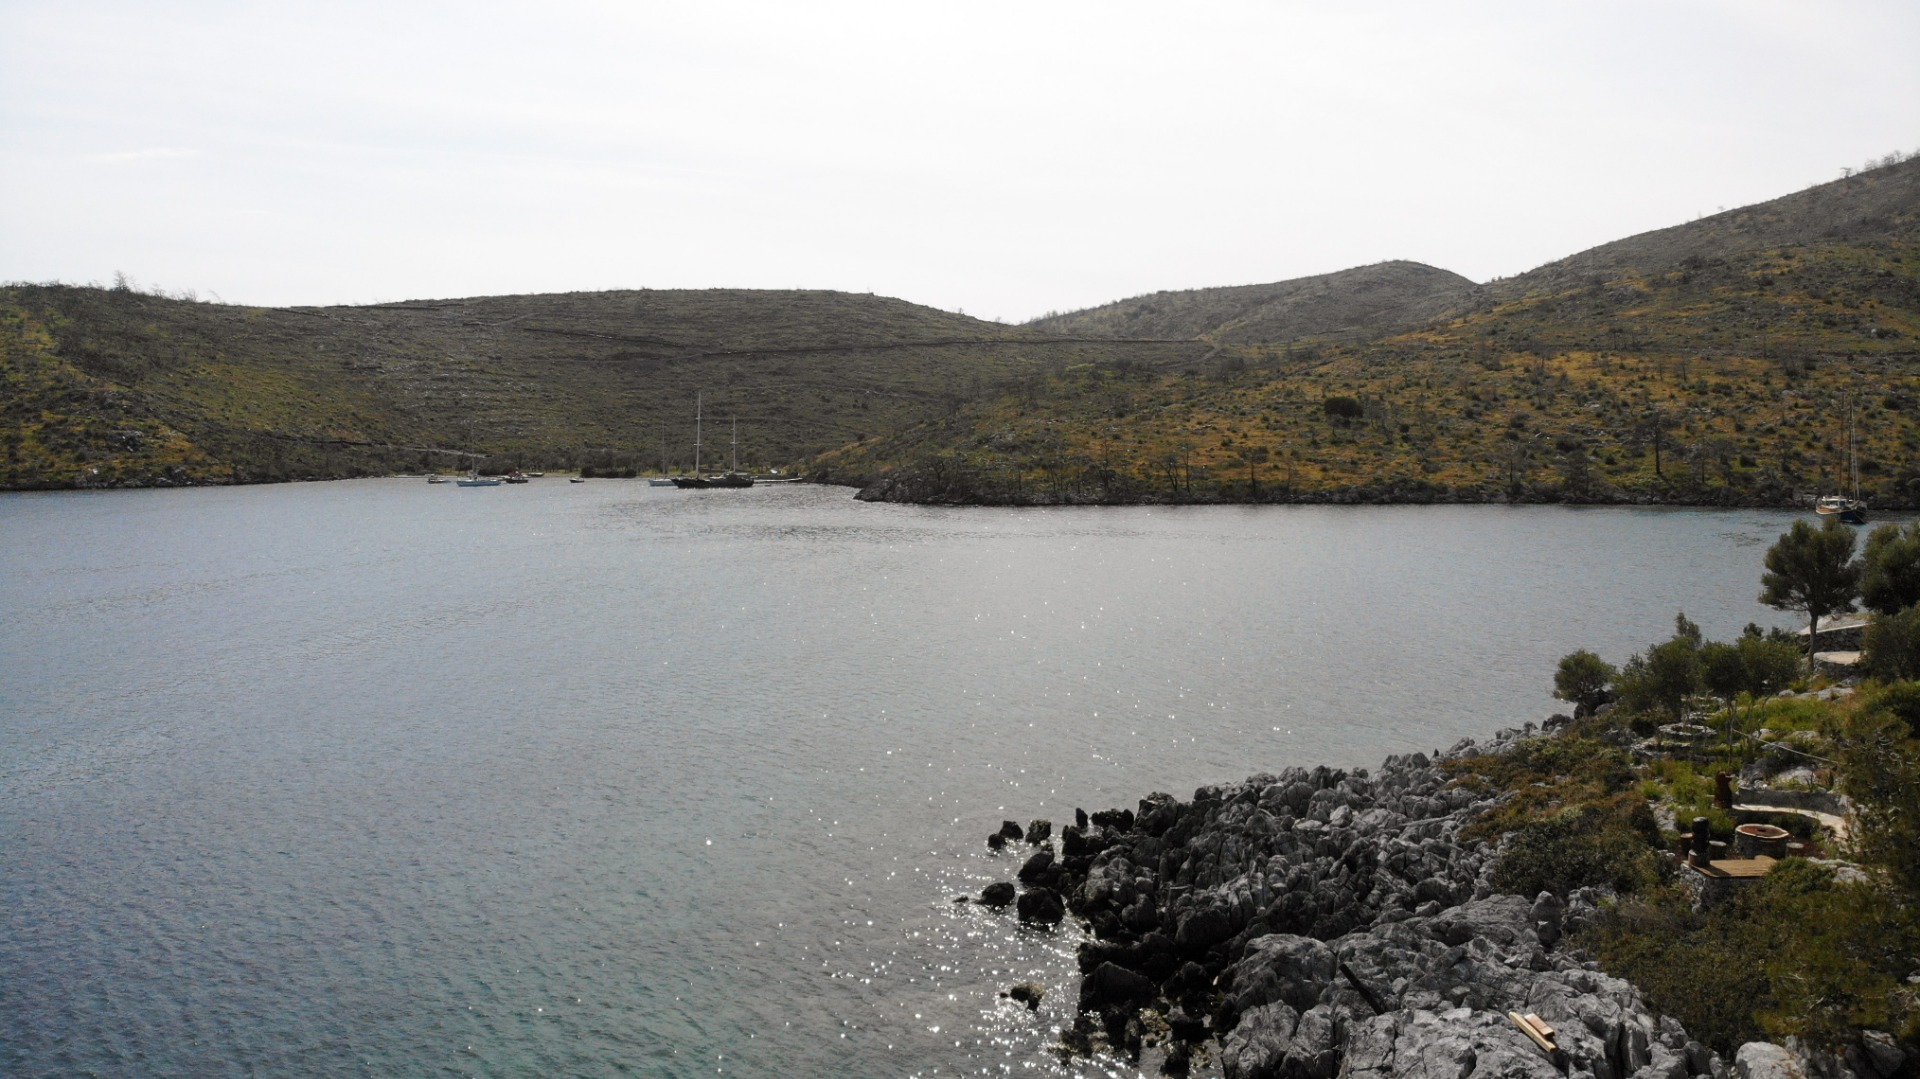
left=966, top=721, right=1874, bottom=1079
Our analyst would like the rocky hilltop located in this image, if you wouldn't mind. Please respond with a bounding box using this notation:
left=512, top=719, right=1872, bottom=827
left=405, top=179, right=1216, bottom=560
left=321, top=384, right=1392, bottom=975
left=1024, top=261, right=1479, bottom=346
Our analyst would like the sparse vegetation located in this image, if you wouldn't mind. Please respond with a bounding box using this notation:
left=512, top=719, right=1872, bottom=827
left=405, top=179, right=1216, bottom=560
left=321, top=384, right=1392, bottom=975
left=1459, top=518, right=1920, bottom=1057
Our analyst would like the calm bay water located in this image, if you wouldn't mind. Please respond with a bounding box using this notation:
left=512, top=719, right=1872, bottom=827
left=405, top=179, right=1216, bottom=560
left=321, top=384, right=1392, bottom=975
left=1, top=481, right=1812, bottom=1077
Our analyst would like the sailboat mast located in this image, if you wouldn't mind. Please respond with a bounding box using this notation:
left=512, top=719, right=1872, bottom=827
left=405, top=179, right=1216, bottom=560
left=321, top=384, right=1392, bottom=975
left=694, top=392, right=703, bottom=476
left=1849, top=394, right=1860, bottom=500
left=731, top=416, right=739, bottom=474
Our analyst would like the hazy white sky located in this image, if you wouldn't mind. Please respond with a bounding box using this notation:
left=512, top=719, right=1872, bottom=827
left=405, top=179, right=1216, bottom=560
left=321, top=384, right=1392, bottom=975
left=3, top=1, right=1915, bottom=321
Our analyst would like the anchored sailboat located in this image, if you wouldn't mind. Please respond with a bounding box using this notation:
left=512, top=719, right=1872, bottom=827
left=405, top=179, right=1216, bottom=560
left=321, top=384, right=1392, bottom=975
left=673, top=394, right=754, bottom=489
left=1814, top=394, right=1867, bottom=524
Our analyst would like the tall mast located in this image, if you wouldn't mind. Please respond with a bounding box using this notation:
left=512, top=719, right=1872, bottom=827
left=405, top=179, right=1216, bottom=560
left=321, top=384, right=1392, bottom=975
left=694, top=392, right=703, bottom=476
left=731, top=415, right=739, bottom=474
left=1849, top=394, right=1859, bottom=500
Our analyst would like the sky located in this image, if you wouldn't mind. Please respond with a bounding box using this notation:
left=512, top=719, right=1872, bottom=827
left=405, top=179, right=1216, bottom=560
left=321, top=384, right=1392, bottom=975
left=3, top=1, right=1916, bottom=323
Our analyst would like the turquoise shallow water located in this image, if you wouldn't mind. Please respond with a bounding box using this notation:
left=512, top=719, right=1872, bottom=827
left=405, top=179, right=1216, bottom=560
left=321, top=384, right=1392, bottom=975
left=0, top=481, right=1818, bottom=1076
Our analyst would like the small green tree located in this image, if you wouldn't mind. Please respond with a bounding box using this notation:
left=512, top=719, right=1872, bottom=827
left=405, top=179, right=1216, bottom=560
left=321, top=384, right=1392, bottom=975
left=1862, top=605, right=1920, bottom=682
left=1837, top=702, right=1920, bottom=898
left=1735, top=633, right=1803, bottom=696
left=1759, top=519, right=1860, bottom=657
left=1617, top=639, right=1704, bottom=718
left=1700, top=640, right=1746, bottom=700
left=1552, top=649, right=1616, bottom=713
left=1860, top=521, right=1920, bottom=615
left=1615, top=613, right=1708, bottom=719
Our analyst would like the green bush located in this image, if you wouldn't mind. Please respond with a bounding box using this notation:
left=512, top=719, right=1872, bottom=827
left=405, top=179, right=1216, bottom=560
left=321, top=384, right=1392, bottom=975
left=1862, top=605, right=1920, bottom=681
left=1490, top=797, right=1663, bottom=897
left=1552, top=649, right=1616, bottom=712
left=1736, top=633, right=1803, bottom=696
left=1860, top=521, right=1920, bottom=615
left=1585, top=863, right=1920, bottom=1054
left=1616, top=635, right=1704, bottom=717
left=1837, top=705, right=1920, bottom=897
left=1583, top=891, right=1768, bottom=1053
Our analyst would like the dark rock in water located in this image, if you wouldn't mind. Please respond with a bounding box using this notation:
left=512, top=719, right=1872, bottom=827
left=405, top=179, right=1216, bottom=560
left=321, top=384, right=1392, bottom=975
left=996, top=820, right=1025, bottom=843
left=1017, top=848, right=1056, bottom=884
left=1002, top=982, right=1045, bottom=1010
left=1026, top=818, right=1053, bottom=844
left=1075, top=807, right=1090, bottom=829
left=1060, top=823, right=1105, bottom=859
left=1081, top=961, right=1157, bottom=1010
left=978, top=881, right=1016, bottom=908
left=1091, top=807, right=1135, bottom=831
left=987, top=833, right=1006, bottom=850
left=1017, top=886, right=1065, bottom=926
left=1160, top=1039, right=1191, bottom=1077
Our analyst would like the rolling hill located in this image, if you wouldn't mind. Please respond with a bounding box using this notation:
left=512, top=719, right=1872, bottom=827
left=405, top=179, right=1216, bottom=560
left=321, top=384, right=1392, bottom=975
left=5, top=154, right=1918, bottom=505
left=0, top=285, right=1208, bottom=487
left=823, top=157, right=1920, bottom=508
left=1023, top=260, right=1478, bottom=345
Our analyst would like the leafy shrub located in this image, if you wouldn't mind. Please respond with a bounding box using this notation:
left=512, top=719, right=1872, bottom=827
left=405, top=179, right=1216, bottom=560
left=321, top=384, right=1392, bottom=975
left=1861, top=521, right=1920, bottom=615
left=1735, top=632, right=1803, bottom=696
left=1552, top=649, right=1615, bottom=712
left=1862, top=604, right=1920, bottom=682
left=1615, top=634, right=1704, bottom=717
left=1837, top=705, right=1920, bottom=897
left=1320, top=395, right=1363, bottom=420
left=1583, top=890, right=1768, bottom=1053
left=1586, top=863, right=1920, bottom=1054
left=1490, top=796, right=1664, bottom=897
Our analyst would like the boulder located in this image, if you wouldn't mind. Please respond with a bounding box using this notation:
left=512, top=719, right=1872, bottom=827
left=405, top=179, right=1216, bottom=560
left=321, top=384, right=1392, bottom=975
left=1341, top=1007, right=1561, bottom=1079
left=1002, top=982, right=1044, bottom=1010
left=1220, top=1001, right=1299, bottom=1079
left=1175, top=904, right=1237, bottom=955
left=978, top=881, right=1015, bottom=908
left=1081, top=961, right=1157, bottom=1010
left=1228, top=934, right=1334, bottom=1014
left=1018, top=848, right=1057, bottom=885
left=1734, top=1043, right=1807, bottom=1079
left=1017, top=886, right=1065, bottom=926
left=1027, top=818, right=1053, bottom=844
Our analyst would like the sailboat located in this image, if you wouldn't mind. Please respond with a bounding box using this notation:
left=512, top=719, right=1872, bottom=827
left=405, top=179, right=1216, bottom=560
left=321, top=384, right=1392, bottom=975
left=648, top=432, right=677, bottom=485
left=456, top=469, right=501, bottom=488
left=1814, top=395, right=1867, bottom=524
left=673, top=395, right=754, bottom=489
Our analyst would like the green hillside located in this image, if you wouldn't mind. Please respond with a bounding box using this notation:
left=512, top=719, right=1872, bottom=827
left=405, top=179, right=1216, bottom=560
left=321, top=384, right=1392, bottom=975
left=825, top=159, right=1920, bottom=508
left=6, top=156, right=1917, bottom=503
left=0, top=285, right=1202, bottom=487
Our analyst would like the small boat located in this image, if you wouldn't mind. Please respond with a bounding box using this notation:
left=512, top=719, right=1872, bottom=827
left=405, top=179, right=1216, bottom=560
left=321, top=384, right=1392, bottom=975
left=457, top=465, right=501, bottom=487
left=673, top=472, right=754, bottom=489
left=526, top=472, right=545, bottom=478
left=570, top=477, right=587, bottom=484
left=503, top=471, right=530, bottom=484
left=648, top=478, right=678, bottom=487
left=1815, top=495, right=1867, bottom=525
left=1814, top=396, right=1868, bottom=524
left=426, top=474, right=448, bottom=484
